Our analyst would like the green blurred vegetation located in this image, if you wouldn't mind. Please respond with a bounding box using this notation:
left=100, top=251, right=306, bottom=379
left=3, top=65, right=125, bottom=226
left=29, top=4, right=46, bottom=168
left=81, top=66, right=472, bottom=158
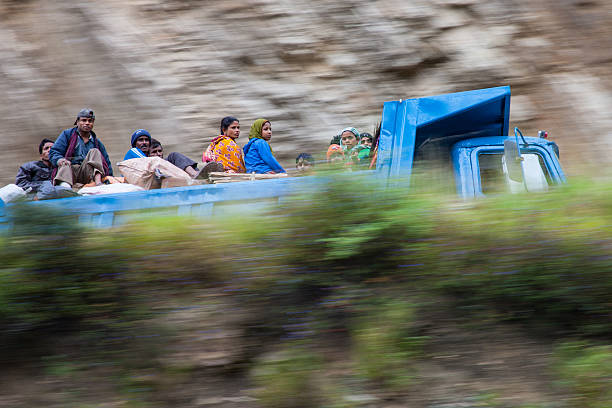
left=554, top=341, right=612, bottom=408
left=251, top=344, right=324, bottom=408
left=432, top=179, right=612, bottom=336
left=351, top=299, right=427, bottom=390
left=0, top=206, right=128, bottom=333
left=1, top=174, right=611, bottom=407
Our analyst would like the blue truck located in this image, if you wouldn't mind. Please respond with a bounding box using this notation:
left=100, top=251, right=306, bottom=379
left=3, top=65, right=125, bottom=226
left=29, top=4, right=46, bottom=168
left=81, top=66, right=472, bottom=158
left=0, top=85, right=565, bottom=228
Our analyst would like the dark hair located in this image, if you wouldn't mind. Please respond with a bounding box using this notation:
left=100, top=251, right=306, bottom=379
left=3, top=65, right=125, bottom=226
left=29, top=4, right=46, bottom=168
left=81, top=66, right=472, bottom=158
left=370, top=123, right=381, bottom=159
left=39, top=138, right=55, bottom=154
left=220, top=116, right=239, bottom=135
left=150, top=138, right=162, bottom=149
left=296, top=153, right=314, bottom=164
left=360, top=132, right=373, bottom=142
left=329, top=134, right=341, bottom=146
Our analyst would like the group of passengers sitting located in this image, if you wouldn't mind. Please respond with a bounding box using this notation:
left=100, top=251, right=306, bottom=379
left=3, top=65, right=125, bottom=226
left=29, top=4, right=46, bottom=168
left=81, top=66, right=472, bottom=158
left=10, top=109, right=301, bottom=200
left=327, top=127, right=378, bottom=169
left=9, top=107, right=372, bottom=201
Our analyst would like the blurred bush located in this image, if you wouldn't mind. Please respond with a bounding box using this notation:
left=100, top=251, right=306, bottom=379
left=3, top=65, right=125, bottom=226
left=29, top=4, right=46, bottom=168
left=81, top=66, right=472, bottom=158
left=351, top=298, right=427, bottom=390
left=226, top=175, right=612, bottom=338
left=2, top=174, right=612, bottom=405
left=12, top=174, right=611, bottom=345
left=432, top=181, right=612, bottom=336
left=0, top=205, right=129, bottom=335
left=224, top=175, right=434, bottom=333
left=554, top=341, right=612, bottom=408
left=251, top=344, right=323, bottom=408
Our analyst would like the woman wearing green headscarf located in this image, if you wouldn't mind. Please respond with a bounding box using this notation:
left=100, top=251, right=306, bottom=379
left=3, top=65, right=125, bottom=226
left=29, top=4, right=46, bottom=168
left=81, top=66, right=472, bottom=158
left=243, top=119, right=286, bottom=174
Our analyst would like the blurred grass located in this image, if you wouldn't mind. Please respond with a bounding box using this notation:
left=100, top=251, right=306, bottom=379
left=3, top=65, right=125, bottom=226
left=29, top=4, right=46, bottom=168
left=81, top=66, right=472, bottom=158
left=1, top=173, right=611, bottom=406
left=351, top=298, right=427, bottom=390
left=554, top=341, right=612, bottom=408
left=251, top=343, right=324, bottom=408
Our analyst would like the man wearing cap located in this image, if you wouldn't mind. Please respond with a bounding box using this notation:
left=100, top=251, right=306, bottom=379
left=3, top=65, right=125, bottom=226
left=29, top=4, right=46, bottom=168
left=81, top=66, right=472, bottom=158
left=49, top=108, right=113, bottom=187
left=124, top=128, right=151, bottom=160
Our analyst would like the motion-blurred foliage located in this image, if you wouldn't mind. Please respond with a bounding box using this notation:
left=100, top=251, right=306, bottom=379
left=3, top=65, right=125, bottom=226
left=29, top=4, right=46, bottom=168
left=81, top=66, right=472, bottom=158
left=0, top=206, right=128, bottom=333
left=351, top=299, right=427, bottom=390
left=554, top=341, right=612, bottom=408
left=432, top=180, right=612, bottom=336
left=251, top=344, right=324, bottom=408
left=1, top=174, right=611, bottom=406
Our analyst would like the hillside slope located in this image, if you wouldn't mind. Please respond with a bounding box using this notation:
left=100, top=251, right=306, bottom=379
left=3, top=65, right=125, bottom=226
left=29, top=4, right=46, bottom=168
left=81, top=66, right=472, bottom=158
left=1, top=0, right=611, bottom=183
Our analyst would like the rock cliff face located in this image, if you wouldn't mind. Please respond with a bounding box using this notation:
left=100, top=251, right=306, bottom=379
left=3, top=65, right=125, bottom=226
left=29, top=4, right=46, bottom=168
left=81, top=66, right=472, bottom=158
left=1, top=0, right=611, bottom=182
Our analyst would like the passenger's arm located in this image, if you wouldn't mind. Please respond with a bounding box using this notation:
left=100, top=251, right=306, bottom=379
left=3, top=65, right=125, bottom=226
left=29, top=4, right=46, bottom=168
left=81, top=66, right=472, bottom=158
left=256, top=140, right=285, bottom=173
left=15, top=164, right=34, bottom=191
left=49, top=132, right=68, bottom=167
left=15, top=162, right=48, bottom=192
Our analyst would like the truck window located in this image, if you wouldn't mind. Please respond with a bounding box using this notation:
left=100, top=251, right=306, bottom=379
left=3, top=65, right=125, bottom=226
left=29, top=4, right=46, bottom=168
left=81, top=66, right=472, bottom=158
left=478, top=153, right=507, bottom=194
left=479, top=152, right=551, bottom=194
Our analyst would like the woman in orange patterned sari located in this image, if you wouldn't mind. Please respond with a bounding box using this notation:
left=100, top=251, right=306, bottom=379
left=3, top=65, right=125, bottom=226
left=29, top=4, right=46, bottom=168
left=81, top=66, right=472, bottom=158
left=202, top=116, right=246, bottom=173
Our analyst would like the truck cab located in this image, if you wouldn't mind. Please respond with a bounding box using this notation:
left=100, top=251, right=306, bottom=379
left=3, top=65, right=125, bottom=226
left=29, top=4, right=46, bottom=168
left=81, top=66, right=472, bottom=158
left=376, top=85, right=565, bottom=198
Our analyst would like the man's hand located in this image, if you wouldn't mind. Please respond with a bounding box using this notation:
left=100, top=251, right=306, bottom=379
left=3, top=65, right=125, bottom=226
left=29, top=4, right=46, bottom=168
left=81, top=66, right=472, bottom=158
left=57, top=158, right=71, bottom=167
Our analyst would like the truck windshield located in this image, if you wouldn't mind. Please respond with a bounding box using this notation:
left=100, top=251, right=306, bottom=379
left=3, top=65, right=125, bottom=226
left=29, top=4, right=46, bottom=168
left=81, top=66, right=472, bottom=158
left=479, top=152, right=552, bottom=194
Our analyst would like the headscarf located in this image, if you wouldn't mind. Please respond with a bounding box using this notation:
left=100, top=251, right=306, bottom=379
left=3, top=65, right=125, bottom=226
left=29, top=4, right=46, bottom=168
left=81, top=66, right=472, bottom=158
left=337, top=127, right=360, bottom=150
left=326, top=144, right=344, bottom=161
left=249, top=118, right=273, bottom=155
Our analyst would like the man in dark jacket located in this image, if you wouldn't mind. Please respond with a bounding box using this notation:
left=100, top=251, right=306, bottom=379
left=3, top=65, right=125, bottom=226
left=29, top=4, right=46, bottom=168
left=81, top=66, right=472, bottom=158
left=15, top=138, right=55, bottom=192
left=49, top=108, right=113, bottom=187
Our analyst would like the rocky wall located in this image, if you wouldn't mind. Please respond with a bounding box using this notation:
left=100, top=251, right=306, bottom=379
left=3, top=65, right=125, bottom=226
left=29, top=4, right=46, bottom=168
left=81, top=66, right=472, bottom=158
left=0, top=0, right=611, bottom=183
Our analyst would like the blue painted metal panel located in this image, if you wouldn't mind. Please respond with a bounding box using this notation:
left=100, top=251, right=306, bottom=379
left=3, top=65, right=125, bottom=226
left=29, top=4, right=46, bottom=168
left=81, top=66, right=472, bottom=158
left=1, top=176, right=326, bottom=229
left=377, top=100, right=398, bottom=178
left=390, top=99, right=418, bottom=183
left=26, top=177, right=300, bottom=215
left=379, top=85, right=511, bottom=182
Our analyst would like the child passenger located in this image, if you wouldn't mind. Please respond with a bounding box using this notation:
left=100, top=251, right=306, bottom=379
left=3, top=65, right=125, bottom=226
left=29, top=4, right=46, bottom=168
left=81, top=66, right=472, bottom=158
left=326, top=144, right=344, bottom=163
left=243, top=119, right=285, bottom=174
left=338, top=127, right=370, bottom=165
left=359, top=132, right=373, bottom=149
left=296, top=153, right=314, bottom=172
left=203, top=116, right=246, bottom=173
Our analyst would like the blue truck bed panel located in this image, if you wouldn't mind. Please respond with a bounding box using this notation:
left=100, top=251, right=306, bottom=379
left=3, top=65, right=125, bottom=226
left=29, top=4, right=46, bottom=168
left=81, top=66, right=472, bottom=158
left=0, top=176, right=318, bottom=229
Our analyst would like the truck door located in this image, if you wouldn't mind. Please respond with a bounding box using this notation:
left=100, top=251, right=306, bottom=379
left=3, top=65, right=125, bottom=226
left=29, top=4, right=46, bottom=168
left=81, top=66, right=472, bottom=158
left=461, top=143, right=562, bottom=197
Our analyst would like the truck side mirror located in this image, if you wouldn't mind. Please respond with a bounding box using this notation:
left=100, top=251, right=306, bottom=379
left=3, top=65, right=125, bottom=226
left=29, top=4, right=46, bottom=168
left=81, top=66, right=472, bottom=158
left=503, top=139, right=524, bottom=183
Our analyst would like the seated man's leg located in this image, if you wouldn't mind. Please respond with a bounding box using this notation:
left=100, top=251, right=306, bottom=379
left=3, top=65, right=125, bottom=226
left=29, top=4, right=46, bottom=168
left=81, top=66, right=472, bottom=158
left=118, top=157, right=191, bottom=189
left=166, top=152, right=197, bottom=171
left=166, top=152, right=223, bottom=179
left=54, top=165, right=75, bottom=186
left=75, top=148, right=105, bottom=184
